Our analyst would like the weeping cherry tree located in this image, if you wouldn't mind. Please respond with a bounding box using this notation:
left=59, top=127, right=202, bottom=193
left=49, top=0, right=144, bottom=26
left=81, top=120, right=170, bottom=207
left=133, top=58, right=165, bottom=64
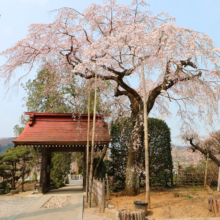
left=1, top=0, right=220, bottom=197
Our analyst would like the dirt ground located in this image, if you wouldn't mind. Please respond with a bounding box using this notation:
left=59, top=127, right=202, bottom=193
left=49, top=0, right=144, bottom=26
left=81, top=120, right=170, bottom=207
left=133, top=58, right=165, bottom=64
left=4, top=182, right=42, bottom=197
left=83, top=207, right=109, bottom=220
left=108, top=186, right=220, bottom=219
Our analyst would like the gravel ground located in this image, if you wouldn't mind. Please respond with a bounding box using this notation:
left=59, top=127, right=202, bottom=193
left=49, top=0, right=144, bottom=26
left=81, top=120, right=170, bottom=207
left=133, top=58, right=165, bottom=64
left=0, top=196, right=39, bottom=220
left=41, top=196, right=71, bottom=209
left=83, top=207, right=109, bottom=220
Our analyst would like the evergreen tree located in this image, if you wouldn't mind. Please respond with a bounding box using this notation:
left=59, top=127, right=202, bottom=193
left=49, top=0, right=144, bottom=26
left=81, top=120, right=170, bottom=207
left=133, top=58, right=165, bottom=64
left=148, top=118, right=173, bottom=186
left=110, top=117, right=173, bottom=187
left=0, top=147, right=34, bottom=191
left=0, top=148, right=20, bottom=189
left=109, top=118, right=132, bottom=184
left=16, top=147, right=33, bottom=191
left=51, top=153, right=71, bottom=188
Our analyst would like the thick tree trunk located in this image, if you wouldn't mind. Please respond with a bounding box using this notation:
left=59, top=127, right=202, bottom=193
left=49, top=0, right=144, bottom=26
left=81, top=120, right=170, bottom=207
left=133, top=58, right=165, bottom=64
left=124, top=111, right=144, bottom=196
left=124, top=148, right=139, bottom=195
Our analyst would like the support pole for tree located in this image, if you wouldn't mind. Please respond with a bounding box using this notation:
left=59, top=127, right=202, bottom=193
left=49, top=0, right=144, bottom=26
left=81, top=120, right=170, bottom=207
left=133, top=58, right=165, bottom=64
left=86, top=81, right=91, bottom=203
left=89, top=64, right=98, bottom=208
left=217, top=166, right=220, bottom=192
left=141, top=62, right=151, bottom=208
left=204, top=153, right=209, bottom=189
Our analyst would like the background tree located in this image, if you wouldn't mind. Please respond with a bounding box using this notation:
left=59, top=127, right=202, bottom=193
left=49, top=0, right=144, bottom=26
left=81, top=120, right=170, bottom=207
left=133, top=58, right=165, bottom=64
left=0, top=150, right=14, bottom=189
left=110, top=117, right=132, bottom=186
left=22, top=66, right=74, bottom=113
left=51, top=153, right=72, bottom=188
left=72, top=152, right=84, bottom=174
left=16, top=147, right=32, bottom=192
left=0, top=148, right=20, bottom=189
left=184, top=131, right=220, bottom=190
left=14, top=66, right=75, bottom=134
left=0, top=147, right=34, bottom=191
left=148, top=118, right=173, bottom=186
left=110, top=117, right=173, bottom=188
left=2, top=0, right=220, bottom=195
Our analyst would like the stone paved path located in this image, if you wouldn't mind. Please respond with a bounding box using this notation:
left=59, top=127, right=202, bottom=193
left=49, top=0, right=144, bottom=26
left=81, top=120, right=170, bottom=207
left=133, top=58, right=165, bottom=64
left=13, top=181, right=83, bottom=220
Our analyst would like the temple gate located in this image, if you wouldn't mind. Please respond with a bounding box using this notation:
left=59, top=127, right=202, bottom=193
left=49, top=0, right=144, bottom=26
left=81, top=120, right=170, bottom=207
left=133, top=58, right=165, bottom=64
left=13, top=112, right=111, bottom=193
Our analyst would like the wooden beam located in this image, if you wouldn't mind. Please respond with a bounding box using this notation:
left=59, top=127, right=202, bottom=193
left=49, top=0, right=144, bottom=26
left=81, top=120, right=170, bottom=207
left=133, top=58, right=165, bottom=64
left=50, top=147, right=85, bottom=152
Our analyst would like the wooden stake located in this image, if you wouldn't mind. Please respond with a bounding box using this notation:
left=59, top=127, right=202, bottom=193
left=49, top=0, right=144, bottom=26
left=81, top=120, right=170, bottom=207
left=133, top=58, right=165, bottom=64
left=204, top=152, right=209, bottom=189
left=217, top=166, right=220, bottom=192
left=89, top=64, right=98, bottom=207
left=86, top=81, right=91, bottom=203
left=141, top=62, right=151, bottom=208
left=107, top=174, right=110, bottom=200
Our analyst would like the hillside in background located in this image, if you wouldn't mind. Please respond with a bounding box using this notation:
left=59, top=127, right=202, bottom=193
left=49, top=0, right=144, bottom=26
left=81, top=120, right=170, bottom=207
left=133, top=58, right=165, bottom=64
left=0, top=137, right=15, bottom=155
left=171, top=144, right=187, bottom=151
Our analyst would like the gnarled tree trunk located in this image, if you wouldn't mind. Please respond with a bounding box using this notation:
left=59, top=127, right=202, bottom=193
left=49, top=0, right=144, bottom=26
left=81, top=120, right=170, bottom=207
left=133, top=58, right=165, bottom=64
left=124, top=111, right=144, bottom=195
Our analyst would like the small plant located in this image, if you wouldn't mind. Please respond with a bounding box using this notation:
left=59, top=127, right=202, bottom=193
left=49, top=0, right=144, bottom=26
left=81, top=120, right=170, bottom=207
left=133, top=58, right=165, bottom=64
left=173, top=192, right=180, bottom=197
left=110, top=187, right=115, bottom=193
left=4, top=189, right=11, bottom=194
left=139, top=187, right=146, bottom=193
left=181, top=194, right=193, bottom=198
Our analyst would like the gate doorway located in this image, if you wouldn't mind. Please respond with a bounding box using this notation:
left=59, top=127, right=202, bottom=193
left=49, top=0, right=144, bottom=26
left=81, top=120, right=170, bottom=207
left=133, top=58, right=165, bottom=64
left=13, top=112, right=111, bottom=193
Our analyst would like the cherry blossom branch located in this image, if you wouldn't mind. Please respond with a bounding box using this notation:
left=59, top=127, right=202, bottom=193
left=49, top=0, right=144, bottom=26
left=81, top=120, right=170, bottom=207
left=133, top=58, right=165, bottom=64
left=147, top=59, right=202, bottom=113
left=50, top=7, right=84, bottom=17
left=187, top=138, right=220, bottom=166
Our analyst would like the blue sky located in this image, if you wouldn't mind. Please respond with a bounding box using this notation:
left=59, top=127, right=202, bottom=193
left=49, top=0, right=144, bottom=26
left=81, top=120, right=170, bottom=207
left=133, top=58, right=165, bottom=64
left=0, top=0, right=220, bottom=145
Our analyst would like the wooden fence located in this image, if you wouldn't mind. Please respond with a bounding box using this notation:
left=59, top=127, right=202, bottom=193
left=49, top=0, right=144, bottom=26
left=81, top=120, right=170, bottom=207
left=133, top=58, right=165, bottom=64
left=173, top=171, right=203, bottom=186
left=172, top=170, right=217, bottom=186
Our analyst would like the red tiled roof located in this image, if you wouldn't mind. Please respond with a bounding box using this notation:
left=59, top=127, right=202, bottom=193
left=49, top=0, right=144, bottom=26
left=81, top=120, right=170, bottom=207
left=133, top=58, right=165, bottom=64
left=13, top=113, right=111, bottom=146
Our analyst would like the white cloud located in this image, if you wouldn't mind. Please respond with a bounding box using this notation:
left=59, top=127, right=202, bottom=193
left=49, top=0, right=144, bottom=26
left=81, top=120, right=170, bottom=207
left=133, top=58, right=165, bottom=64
left=20, top=0, right=49, bottom=6
left=3, top=27, right=12, bottom=37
